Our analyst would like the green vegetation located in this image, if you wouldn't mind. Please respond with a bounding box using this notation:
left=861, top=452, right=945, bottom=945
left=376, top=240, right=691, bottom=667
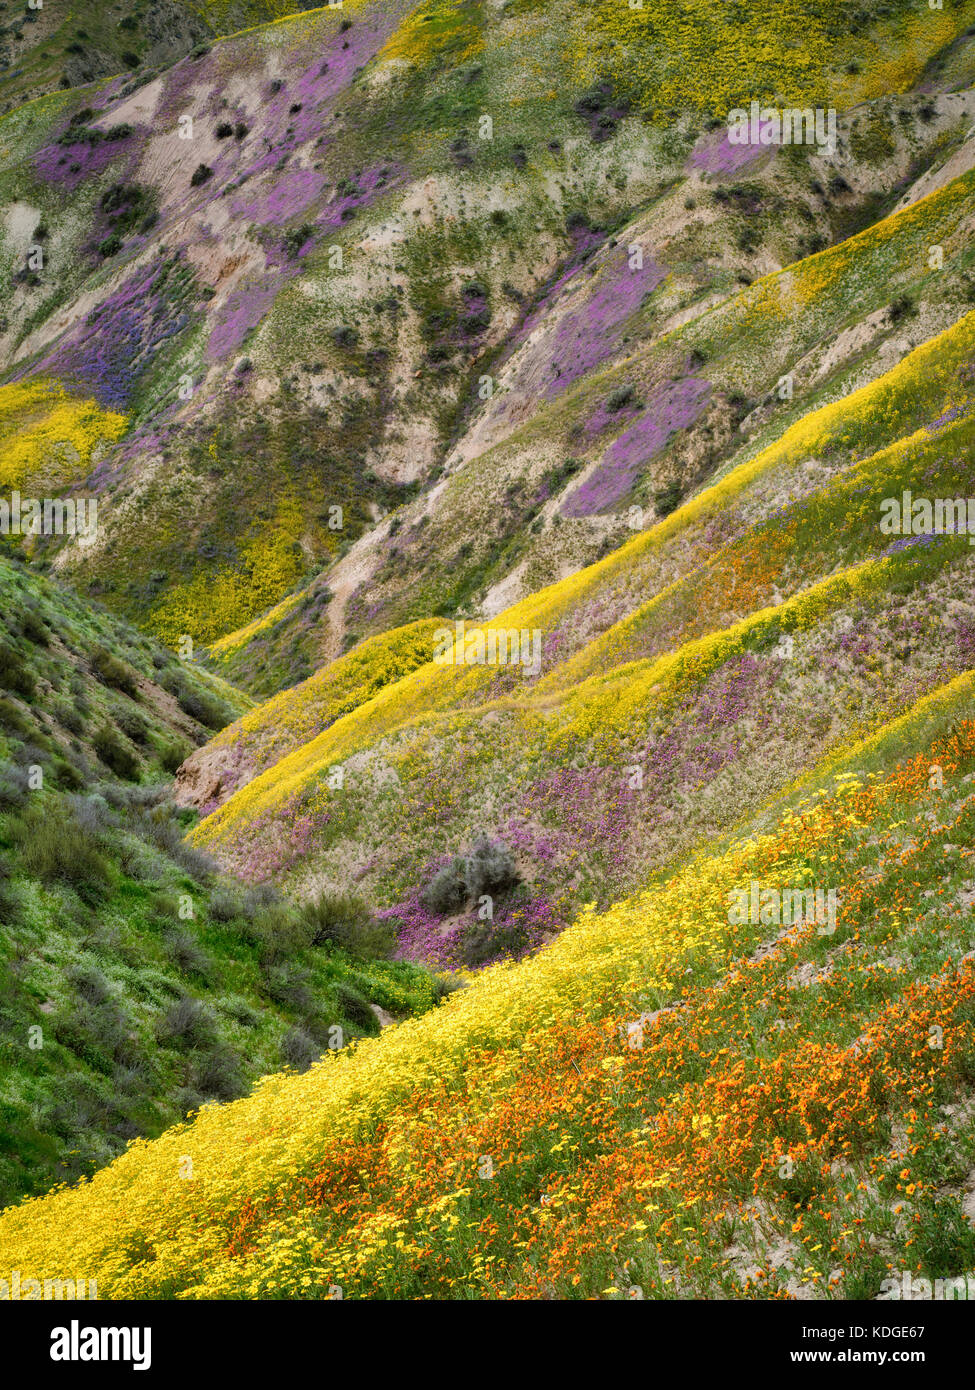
left=0, top=555, right=442, bottom=1205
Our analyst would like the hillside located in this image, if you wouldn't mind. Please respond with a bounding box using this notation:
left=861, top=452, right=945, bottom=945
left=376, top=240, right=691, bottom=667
left=0, top=0, right=972, bottom=674
left=0, top=0, right=974, bottom=1316
left=176, top=299, right=975, bottom=971
left=0, top=553, right=442, bottom=1209
left=3, top=684, right=975, bottom=1298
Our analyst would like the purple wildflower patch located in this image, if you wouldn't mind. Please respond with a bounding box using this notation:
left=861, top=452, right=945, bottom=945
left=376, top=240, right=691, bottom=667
left=562, top=376, right=711, bottom=516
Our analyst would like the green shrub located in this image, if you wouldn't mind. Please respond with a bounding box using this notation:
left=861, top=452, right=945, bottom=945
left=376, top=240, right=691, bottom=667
left=16, top=802, right=112, bottom=899
left=459, top=917, right=530, bottom=968
left=158, top=738, right=190, bottom=774
left=175, top=682, right=234, bottom=730
left=93, top=723, right=140, bottom=780
left=262, top=962, right=315, bottom=1013
left=114, top=705, right=148, bottom=744
left=155, top=997, right=216, bottom=1051
left=0, top=643, right=34, bottom=700
left=334, top=981, right=375, bottom=1031
left=464, top=836, right=520, bottom=902
left=91, top=646, right=139, bottom=698
left=0, top=696, right=33, bottom=735
left=302, top=891, right=396, bottom=959
left=51, top=757, right=85, bottom=791
left=284, top=223, right=314, bottom=258
left=166, top=931, right=214, bottom=981
left=65, top=964, right=111, bottom=1005
left=0, top=767, right=28, bottom=810
left=422, top=836, right=520, bottom=914
left=889, top=295, right=916, bottom=324
left=606, top=384, right=637, bottom=412
left=0, top=862, right=21, bottom=923
left=208, top=886, right=245, bottom=922
left=421, top=856, right=469, bottom=914
left=20, top=607, right=49, bottom=645
left=280, top=1027, right=318, bottom=1072
left=914, top=1197, right=975, bottom=1278
left=193, top=1045, right=244, bottom=1101
left=221, top=995, right=260, bottom=1027
left=50, top=696, right=84, bottom=735
left=654, top=480, right=683, bottom=517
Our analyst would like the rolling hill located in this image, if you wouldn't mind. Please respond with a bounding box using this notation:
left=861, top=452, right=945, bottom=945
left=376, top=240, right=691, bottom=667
left=0, top=0, right=973, bottom=1307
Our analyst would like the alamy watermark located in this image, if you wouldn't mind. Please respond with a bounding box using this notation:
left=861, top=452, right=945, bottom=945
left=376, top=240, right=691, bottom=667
left=879, top=1271, right=975, bottom=1300
left=728, top=881, right=838, bottom=935
left=727, top=102, right=837, bottom=156
left=0, top=491, right=97, bottom=538
left=50, top=1319, right=150, bottom=1370
left=1, top=1268, right=97, bottom=1299
left=433, top=620, right=542, bottom=677
left=880, top=491, right=975, bottom=543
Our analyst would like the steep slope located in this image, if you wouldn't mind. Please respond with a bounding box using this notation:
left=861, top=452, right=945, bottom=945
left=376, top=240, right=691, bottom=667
left=0, top=554, right=441, bottom=1207
left=1, top=0, right=975, bottom=1308
left=178, top=288, right=975, bottom=966
left=0, top=0, right=213, bottom=116
left=0, top=1, right=972, bottom=673
left=0, top=2, right=346, bottom=116
left=2, top=678, right=974, bottom=1298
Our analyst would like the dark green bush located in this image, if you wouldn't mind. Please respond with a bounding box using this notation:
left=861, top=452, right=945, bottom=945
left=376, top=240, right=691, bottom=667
left=0, top=696, right=33, bottom=735
left=654, top=480, right=683, bottom=517
left=208, top=886, right=245, bottom=923
left=0, top=767, right=28, bottom=811
left=51, top=757, right=85, bottom=791
left=175, top=682, right=234, bottom=730
left=464, top=836, right=520, bottom=902
left=459, top=916, right=530, bottom=968
left=280, top=1027, right=318, bottom=1072
left=262, top=962, right=315, bottom=1013
left=0, top=643, right=35, bottom=699
left=422, top=836, right=520, bottom=914
left=606, top=384, right=637, bottom=412
left=155, top=997, right=216, bottom=1051
left=91, top=646, right=139, bottom=697
left=302, top=891, right=396, bottom=959
left=93, top=723, right=140, bottom=780
left=51, top=696, right=84, bottom=735
left=114, top=705, right=148, bottom=744
left=334, top=981, right=375, bottom=1031
left=158, top=738, right=190, bottom=774
left=193, top=1045, right=244, bottom=1101
left=16, top=801, right=112, bottom=899
left=421, top=856, right=469, bottom=914
left=284, top=223, right=314, bottom=258
left=20, top=608, right=49, bottom=645
left=167, top=931, right=214, bottom=981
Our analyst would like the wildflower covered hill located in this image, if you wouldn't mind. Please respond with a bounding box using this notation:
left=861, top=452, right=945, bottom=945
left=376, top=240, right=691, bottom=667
left=0, top=0, right=972, bottom=665
left=1, top=0, right=975, bottom=1301
left=0, top=554, right=441, bottom=1208
left=180, top=286, right=975, bottom=968
left=2, top=681, right=975, bottom=1298
left=186, top=86, right=975, bottom=681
